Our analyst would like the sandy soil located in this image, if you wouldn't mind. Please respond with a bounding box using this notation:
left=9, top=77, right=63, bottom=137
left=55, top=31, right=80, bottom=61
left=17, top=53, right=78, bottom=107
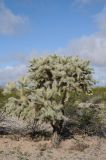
left=0, top=135, right=106, bottom=160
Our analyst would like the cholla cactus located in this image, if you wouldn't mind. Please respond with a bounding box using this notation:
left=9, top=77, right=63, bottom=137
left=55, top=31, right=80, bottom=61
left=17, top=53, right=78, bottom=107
left=3, top=82, right=16, bottom=95
left=3, top=77, right=35, bottom=120
left=28, top=55, right=94, bottom=133
left=4, top=55, right=94, bottom=141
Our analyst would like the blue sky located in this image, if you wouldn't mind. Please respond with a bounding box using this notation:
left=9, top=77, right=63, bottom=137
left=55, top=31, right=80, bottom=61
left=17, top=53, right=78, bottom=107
left=0, top=0, right=106, bottom=85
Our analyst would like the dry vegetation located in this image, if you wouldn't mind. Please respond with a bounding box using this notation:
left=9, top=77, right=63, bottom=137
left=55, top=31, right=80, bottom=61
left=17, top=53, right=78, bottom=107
left=0, top=55, right=106, bottom=160
left=0, top=87, right=106, bottom=160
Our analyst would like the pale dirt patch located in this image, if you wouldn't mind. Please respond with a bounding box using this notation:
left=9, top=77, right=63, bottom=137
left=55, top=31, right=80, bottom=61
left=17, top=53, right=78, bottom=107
left=0, top=135, right=106, bottom=160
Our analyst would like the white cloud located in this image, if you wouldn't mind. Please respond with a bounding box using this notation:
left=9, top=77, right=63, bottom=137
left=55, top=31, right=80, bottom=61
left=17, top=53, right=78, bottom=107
left=0, top=1, right=106, bottom=86
left=62, top=34, right=106, bottom=66
left=0, top=65, right=27, bottom=85
left=57, top=34, right=106, bottom=85
left=95, top=7, right=106, bottom=33
left=57, top=6, right=106, bottom=66
left=57, top=6, right=106, bottom=86
left=0, top=1, right=29, bottom=35
left=94, top=66, right=106, bottom=86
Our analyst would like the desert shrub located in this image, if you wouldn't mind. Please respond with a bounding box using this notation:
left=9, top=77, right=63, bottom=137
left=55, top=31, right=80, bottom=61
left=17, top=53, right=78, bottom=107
left=74, top=87, right=106, bottom=103
left=79, top=105, right=100, bottom=134
left=76, top=103, right=106, bottom=136
left=93, top=87, right=106, bottom=102
left=0, top=87, right=10, bottom=122
left=0, top=88, right=7, bottom=109
left=0, top=87, right=18, bottom=112
left=98, top=106, right=106, bottom=136
left=4, top=55, right=94, bottom=145
left=93, top=87, right=106, bottom=93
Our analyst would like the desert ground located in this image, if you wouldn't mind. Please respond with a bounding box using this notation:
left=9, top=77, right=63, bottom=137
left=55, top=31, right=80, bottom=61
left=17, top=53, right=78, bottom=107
left=0, top=134, right=105, bottom=160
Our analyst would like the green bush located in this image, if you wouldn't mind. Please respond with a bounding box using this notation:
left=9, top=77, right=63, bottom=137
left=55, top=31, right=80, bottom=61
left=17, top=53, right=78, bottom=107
left=79, top=105, right=100, bottom=134
left=93, top=87, right=106, bottom=102
left=75, top=87, right=106, bottom=104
